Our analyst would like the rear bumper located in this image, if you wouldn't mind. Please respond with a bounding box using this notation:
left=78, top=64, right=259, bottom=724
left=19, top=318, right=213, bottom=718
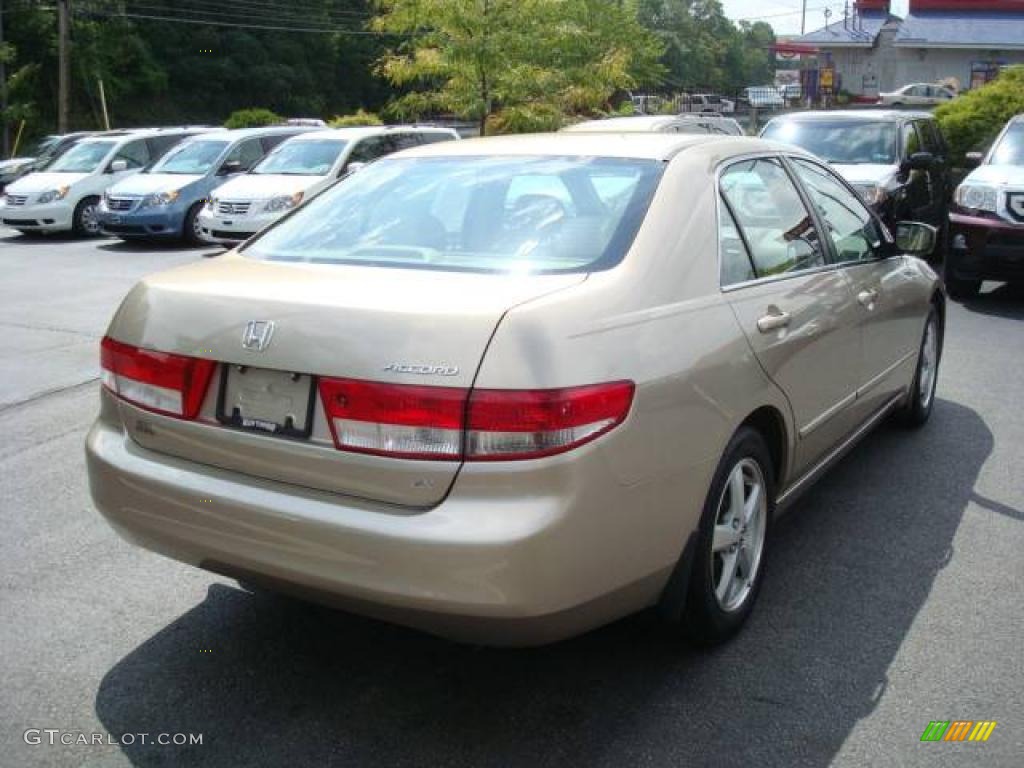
left=97, top=207, right=186, bottom=239
left=949, top=211, right=1024, bottom=282
left=0, top=201, right=74, bottom=231
left=85, top=399, right=682, bottom=645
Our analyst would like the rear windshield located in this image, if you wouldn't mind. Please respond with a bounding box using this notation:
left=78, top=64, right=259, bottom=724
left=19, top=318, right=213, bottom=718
left=243, top=155, right=664, bottom=274
left=48, top=141, right=115, bottom=173
left=990, top=122, right=1024, bottom=166
left=252, top=139, right=348, bottom=176
left=762, top=120, right=898, bottom=165
left=150, top=140, right=230, bottom=174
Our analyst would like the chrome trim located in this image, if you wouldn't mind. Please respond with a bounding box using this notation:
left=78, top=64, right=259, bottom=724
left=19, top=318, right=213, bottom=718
left=778, top=393, right=903, bottom=511
left=856, top=351, right=915, bottom=399
left=798, top=391, right=858, bottom=439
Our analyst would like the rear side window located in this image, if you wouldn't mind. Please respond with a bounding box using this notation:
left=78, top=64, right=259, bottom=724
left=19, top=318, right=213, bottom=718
left=419, top=132, right=456, bottom=145
left=719, top=203, right=756, bottom=286
left=719, top=158, right=827, bottom=278
left=261, top=133, right=294, bottom=153
left=224, top=138, right=264, bottom=171
left=348, top=136, right=395, bottom=164
left=790, top=159, right=884, bottom=263
left=902, top=123, right=922, bottom=156
left=113, top=139, right=151, bottom=170
left=147, top=135, right=184, bottom=160
left=917, top=121, right=942, bottom=155
left=389, top=132, right=422, bottom=151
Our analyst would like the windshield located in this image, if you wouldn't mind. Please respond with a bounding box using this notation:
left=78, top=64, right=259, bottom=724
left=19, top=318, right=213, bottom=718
left=48, top=141, right=115, bottom=173
left=989, top=122, right=1024, bottom=166
left=150, top=140, right=229, bottom=174
left=762, top=120, right=898, bottom=165
left=244, top=155, right=664, bottom=274
left=252, top=139, right=348, bottom=175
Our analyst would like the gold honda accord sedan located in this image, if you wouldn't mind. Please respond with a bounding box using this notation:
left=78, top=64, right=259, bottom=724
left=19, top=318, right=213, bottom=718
left=86, top=133, right=944, bottom=646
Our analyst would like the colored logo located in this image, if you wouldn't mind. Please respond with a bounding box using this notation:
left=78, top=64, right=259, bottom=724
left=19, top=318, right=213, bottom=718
left=920, top=720, right=997, bottom=742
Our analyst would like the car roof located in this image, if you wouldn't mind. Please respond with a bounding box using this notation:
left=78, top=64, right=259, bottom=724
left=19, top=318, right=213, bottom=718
left=396, top=132, right=798, bottom=162
left=563, top=115, right=739, bottom=133
left=767, top=110, right=934, bottom=123
left=283, top=125, right=456, bottom=142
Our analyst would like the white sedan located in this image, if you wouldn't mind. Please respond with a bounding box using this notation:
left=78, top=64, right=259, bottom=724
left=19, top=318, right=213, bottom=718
left=878, top=84, right=956, bottom=107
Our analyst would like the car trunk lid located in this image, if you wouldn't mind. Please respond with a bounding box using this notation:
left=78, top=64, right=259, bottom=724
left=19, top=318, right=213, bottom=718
left=106, top=253, right=585, bottom=508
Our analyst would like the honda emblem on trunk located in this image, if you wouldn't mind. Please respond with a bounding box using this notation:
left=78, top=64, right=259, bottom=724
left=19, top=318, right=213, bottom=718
left=241, top=320, right=275, bottom=352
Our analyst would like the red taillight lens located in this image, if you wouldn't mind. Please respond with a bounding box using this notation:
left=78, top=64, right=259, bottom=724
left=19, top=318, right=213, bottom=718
left=466, top=381, right=635, bottom=460
left=318, top=378, right=466, bottom=460
left=100, top=336, right=215, bottom=419
left=318, top=377, right=634, bottom=461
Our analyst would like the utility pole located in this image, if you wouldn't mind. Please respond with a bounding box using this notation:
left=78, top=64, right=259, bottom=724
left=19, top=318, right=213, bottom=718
left=58, top=0, right=70, bottom=134
left=1, top=0, right=9, bottom=156
left=801, top=0, right=807, bottom=35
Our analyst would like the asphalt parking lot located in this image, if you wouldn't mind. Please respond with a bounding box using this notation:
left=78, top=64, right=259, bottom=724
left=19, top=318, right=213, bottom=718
left=1, top=227, right=1022, bottom=768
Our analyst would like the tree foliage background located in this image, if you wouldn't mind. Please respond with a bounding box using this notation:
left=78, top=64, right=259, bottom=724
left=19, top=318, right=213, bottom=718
left=935, top=66, right=1024, bottom=162
left=1, top=0, right=775, bottom=144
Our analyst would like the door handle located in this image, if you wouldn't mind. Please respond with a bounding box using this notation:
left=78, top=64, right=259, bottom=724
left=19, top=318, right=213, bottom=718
left=757, top=308, right=791, bottom=333
left=857, top=289, right=879, bottom=308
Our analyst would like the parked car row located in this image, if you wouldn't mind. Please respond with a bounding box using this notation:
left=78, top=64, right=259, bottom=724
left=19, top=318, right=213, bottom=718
left=0, top=124, right=459, bottom=243
left=583, top=106, right=1022, bottom=300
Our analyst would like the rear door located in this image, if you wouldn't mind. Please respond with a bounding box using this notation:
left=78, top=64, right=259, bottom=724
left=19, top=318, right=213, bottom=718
left=788, top=157, right=921, bottom=418
left=720, top=156, right=863, bottom=475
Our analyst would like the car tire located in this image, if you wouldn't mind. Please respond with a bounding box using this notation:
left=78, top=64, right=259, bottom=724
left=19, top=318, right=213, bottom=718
left=897, top=306, right=941, bottom=428
left=72, top=196, right=102, bottom=237
left=943, top=255, right=980, bottom=300
left=183, top=202, right=205, bottom=246
left=679, top=426, right=774, bottom=647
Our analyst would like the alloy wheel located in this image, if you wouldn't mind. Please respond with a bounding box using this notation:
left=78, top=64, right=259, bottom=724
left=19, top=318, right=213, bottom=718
left=711, top=457, right=767, bottom=612
left=80, top=203, right=101, bottom=235
left=919, top=317, right=938, bottom=409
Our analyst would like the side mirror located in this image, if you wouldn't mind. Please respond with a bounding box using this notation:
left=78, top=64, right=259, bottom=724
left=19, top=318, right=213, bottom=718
left=895, top=221, right=937, bottom=257
left=108, top=159, right=128, bottom=173
left=903, top=151, right=935, bottom=172
left=218, top=160, right=243, bottom=176
left=343, top=161, right=366, bottom=176
left=964, top=151, right=984, bottom=167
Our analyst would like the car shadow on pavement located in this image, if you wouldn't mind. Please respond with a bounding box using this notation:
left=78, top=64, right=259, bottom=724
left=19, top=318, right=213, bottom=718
left=96, top=240, right=205, bottom=253
left=95, top=398, right=993, bottom=768
left=959, top=283, right=1024, bottom=319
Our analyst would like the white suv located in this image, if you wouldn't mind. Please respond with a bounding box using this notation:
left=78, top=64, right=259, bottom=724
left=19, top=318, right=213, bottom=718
left=198, top=125, right=459, bottom=247
left=0, top=128, right=207, bottom=236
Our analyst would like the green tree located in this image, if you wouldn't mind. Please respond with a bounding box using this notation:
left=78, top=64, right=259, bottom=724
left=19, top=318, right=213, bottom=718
left=373, top=0, right=663, bottom=134
left=935, top=66, right=1024, bottom=163
left=637, top=0, right=774, bottom=93
left=224, top=107, right=283, bottom=128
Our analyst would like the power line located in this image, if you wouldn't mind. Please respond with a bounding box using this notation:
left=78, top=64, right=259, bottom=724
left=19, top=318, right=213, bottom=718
left=76, top=7, right=383, bottom=34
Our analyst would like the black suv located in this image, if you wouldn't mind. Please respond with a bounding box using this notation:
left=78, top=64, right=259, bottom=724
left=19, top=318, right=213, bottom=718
left=761, top=111, right=953, bottom=256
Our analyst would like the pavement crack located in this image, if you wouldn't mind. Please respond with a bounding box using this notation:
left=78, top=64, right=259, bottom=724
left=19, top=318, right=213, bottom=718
left=0, top=377, right=99, bottom=415
left=0, top=320, right=101, bottom=339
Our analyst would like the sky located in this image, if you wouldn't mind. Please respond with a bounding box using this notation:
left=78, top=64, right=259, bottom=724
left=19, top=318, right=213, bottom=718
left=722, top=0, right=909, bottom=36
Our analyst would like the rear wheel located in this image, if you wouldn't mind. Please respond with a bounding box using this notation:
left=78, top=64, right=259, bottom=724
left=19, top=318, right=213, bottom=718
left=898, top=307, right=941, bottom=427
left=183, top=202, right=205, bottom=246
left=680, top=427, right=773, bottom=646
left=72, top=196, right=102, bottom=237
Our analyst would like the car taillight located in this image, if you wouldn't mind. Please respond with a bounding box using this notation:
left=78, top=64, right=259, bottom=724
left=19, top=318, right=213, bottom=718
left=100, top=336, right=215, bottom=419
left=465, top=382, right=635, bottom=460
left=318, top=378, right=634, bottom=461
